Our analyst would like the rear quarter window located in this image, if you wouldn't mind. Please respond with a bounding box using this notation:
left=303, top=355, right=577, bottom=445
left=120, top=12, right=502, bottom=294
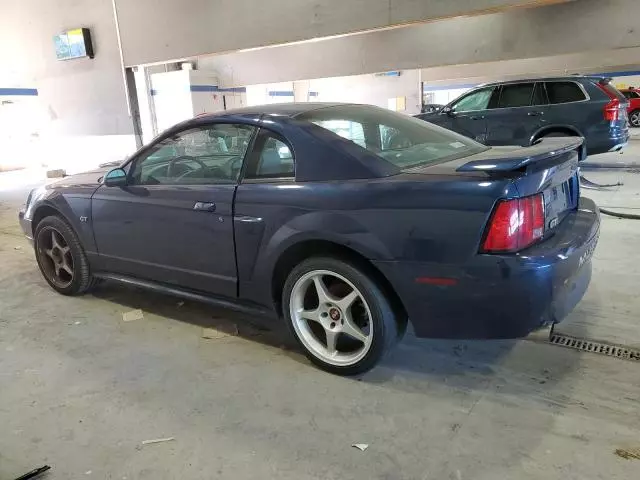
left=545, top=82, right=587, bottom=104
left=298, top=105, right=488, bottom=170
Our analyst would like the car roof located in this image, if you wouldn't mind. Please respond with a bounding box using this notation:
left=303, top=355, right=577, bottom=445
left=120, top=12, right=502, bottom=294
left=193, top=102, right=348, bottom=120
left=474, top=75, right=607, bottom=89
left=156, top=102, right=400, bottom=182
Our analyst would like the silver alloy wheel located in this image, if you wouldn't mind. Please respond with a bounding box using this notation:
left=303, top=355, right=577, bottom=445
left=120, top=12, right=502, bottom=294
left=289, top=269, right=374, bottom=366
left=631, top=111, right=640, bottom=127
left=36, top=227, right=74, bottom=288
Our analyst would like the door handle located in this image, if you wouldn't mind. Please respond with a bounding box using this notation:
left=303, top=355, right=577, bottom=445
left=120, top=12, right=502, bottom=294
left=528, top=111, right=543, bottom=117
left=469, top=115, right=485, bottom=120
left=193, top=201, right=216, bottom=212
left=235, top=215, right=263, bottom=223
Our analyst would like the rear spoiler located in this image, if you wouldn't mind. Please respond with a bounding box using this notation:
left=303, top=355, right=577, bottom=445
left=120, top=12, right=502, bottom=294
left=570, top=74, right=612, bottom=85
left=456, top=137, right=583, bottom=173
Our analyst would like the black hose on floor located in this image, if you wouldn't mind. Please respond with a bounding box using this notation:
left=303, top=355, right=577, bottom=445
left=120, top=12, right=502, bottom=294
left=599, top=208, right=640, bottom=220
left=577, top=176, right=640, bottom=218
left=580, top=161, right=640, bottom=170
left=577, top=158, right=640, bottom=218
left=579, top=175, right=623, bottom=189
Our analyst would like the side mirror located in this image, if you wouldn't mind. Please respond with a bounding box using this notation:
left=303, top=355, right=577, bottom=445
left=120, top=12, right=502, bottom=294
left=104, top=168, right=128, bottom=187
left=442, top=106, right=454, bottom=116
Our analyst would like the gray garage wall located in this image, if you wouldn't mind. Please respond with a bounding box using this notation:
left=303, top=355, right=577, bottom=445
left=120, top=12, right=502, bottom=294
left=0, top=0, right=565, bottom=145
left=0, top=0, right=132, bottom=137
left=420, top=50, right=640, bottom=88
left=115, top=0, right=567, bottom=67
left=0, top=0, right=137, bottom=171
left=197, top=0, right=640, bottom=87
left=0, top=0, right=633, bottom=163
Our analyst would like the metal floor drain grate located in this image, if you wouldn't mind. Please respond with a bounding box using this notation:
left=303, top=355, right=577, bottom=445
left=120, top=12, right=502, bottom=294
left=549, top=334, right=640, bottom=361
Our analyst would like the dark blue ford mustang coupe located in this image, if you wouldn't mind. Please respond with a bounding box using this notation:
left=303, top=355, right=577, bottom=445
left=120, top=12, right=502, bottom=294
left=19, top=103, right=600, bottom=375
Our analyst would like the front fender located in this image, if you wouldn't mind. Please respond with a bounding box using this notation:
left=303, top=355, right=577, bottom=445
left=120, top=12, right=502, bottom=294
left=30, top=189, right=97, bottom=253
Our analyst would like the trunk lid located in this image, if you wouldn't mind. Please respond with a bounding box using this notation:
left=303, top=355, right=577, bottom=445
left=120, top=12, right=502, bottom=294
left=465, top=137, right=581, bottom=234
left=408, top=137, right=582, bottom=234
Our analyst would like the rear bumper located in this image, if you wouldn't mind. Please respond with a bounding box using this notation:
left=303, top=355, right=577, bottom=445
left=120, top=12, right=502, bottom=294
left=607, top=141, right=628, bottom=152
left=586, top=123, right=630, bottom=154
left=374, top=197, right=600, bottom=339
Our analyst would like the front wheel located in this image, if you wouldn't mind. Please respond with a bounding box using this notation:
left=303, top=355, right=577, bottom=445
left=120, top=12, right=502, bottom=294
left=34, top=215, right=96, bottom=295
left=630, top=110, right=640, bottom=128
left=282, top=257, right=402, bottom=375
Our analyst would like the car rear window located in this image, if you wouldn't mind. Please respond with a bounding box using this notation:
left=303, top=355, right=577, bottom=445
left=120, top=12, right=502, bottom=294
left=545, top=82, right=587, bottom=104
left=298, top=105, right=488, bottom=169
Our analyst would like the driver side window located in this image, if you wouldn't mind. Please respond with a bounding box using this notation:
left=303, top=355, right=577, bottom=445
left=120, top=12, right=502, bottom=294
left=130, top=123, right=256, bottom=185
left=452, top=87, right=496, bottom=113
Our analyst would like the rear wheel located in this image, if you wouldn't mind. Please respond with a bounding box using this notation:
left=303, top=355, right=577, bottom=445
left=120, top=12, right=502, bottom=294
left=541, top=131, right=575, bottom=138
left=630, top=110, right=640, bottom=128
left=34, top=215, right=96, bottom=295
left=283, top=257, right=403, bottom=375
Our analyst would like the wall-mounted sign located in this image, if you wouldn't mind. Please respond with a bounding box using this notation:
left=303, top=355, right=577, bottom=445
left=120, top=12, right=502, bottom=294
left=54, top=28, right=94, bottom=60
left=375, top=71, right=401, bottom=77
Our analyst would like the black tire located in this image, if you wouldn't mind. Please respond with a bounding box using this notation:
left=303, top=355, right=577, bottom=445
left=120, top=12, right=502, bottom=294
left=282, top=256, right=403, bottom=375
left=629, top=110, right=640, bottom=128
left=34, top=215, right=97, bottom=295
left=541, top=132, right=574, bottom=138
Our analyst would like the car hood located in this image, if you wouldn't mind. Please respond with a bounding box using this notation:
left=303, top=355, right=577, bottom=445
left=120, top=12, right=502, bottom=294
left=48, top=166, right=111, bottom=189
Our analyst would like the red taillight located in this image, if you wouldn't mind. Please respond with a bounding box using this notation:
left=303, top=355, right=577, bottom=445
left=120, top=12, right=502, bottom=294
left=482, top=194, right=545, bottom=253
left=596, top=82, right=621, bottom=121
left=604, top=101, right=621, bottom=121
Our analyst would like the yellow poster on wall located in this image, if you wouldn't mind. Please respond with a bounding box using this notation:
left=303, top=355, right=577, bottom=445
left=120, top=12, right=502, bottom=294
left=387, top=97, right=407, bottom=112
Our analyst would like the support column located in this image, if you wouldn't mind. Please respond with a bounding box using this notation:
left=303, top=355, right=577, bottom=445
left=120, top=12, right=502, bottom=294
left=293, top=80, right=311, bottom=103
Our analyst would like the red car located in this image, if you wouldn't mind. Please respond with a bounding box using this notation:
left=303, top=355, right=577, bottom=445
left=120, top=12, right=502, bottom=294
left=621, top=88, right=640, bottom=127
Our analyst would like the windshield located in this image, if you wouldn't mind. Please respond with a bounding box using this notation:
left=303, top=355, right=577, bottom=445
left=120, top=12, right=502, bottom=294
left=298, top=105, right=487, bottom=169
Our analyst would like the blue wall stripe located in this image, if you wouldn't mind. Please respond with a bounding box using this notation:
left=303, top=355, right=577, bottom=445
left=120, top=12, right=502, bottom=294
left=191, top=85, right=218, bottom=92
left=219, top=87, right=247, bottom=93
left=151, top=85, right=246, bottom=95
left=190, top=85, right=246, bottom=93
left=0, top=88, right=38, bottom=96
left=268, top=90, right=294, bottom=97
left=589, top=70, right=640, bottom=78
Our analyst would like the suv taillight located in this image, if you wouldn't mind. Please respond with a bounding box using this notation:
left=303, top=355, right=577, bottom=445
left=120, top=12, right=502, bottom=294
left=596, top=82, right=622, bottom=121
left=481, top=194, right=545, bottom=253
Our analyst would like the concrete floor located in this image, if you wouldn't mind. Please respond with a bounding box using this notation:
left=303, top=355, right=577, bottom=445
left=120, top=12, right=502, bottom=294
left=558, top=145, right=640, bottom=346
left=2, top=147, right=640, bottom=480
